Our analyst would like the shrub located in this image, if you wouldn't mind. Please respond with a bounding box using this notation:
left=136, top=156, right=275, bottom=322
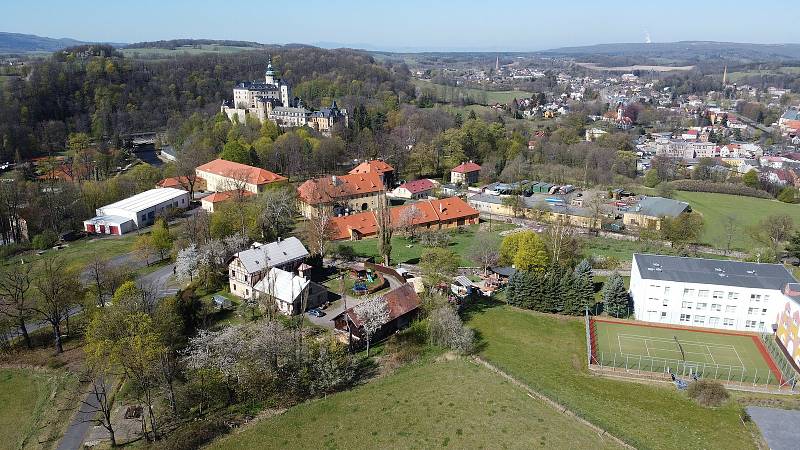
left=331, top=243, right=356, bottom=261
left=159, top=418, right=229, bottom=450
left=778, top=186, right=798, bottom=203
left=665, top=180, right=772, bottom=199
left=0, top=242, right=32, bottom=258
left=687, top=380, right=729, bottom=407
left=428, top=306, right=474, bottom=354
left=32, top=230, right=58, bottom=250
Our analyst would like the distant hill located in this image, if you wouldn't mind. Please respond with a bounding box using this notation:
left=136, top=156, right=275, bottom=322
left=0, top=32, right=125, bottom=54
left=539, top=41, right=800, bottom=63
left=124, top=39, right=267, bottom=50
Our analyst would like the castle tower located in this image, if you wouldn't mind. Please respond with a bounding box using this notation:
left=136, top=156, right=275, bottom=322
left=265, top=56, right=275, bottom=85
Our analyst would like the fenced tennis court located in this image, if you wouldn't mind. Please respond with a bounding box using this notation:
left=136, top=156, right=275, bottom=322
left=586, top=317, right=795, bottom=389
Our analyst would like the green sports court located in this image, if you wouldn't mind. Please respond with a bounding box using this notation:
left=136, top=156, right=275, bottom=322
left=590, top=318, right=782, bottom=384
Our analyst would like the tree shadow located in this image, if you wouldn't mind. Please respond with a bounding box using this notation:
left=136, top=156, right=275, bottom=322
left=460, top=297, right=504, bottom=323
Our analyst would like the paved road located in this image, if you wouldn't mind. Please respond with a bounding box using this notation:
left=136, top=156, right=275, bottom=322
left=56, top=382, right=102, bottom=450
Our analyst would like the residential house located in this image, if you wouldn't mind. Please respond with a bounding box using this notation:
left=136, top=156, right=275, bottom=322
left=228, top=237, right=310, bottom=300
left=195, top=159, right=287, bottom=194
left=252, top=267, right=327, bottom=315
left=200, top=190, right=255, bottom=213
left=622, top=196, right=691, bottom=230
left=391, top=179, right=435, bottom=199
left=450, top=161, right=482, bottom=185
left=333, top=283, right=421, bottom=344
left=296, top=172, right=385, bottom=218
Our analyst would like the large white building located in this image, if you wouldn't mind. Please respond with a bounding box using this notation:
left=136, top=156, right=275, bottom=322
left=83, top=187, right=189, bottom=235
left=630, top=254, right=798, bottom=333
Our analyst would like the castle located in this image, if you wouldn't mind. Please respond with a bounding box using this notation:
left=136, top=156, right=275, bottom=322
left=220, top=57, right=348, bottom=136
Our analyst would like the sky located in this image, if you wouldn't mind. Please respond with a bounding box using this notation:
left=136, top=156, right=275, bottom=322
left=2, top=0, right=799, bottom=52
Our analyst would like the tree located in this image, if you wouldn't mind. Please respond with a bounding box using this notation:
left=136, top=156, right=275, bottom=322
left=135, top=234, right=157, bottom=266
left=219, top=140, right=252, bottom=165
left=428, top=305, right=474, bottom=354
left=150, top=219, right=173, bottom=261
left=660, top=213, right=704, bottom=250
left=376, top=194, right=393, bottom=265
left=304, top=205, right=333, bottom=258
left=0, top=263, right=33, bottom=349
left=656, top=182, right=675, bottom=199
left=256, top=188, right=296, bottom=242
left=787, top=231, right=800, bottom=261
left=778, top=186, right=798, bottom=204
left=86, top=255, right=112, bottom=307
left=743, top=169, right=760, bottom=189
left=175, top=244, right=199, bottom=283
left=80, top=377, right=117, bottom=447
left=420, top=248, right=459, bottom=288
left=499, top=232, right=523, bottom=266
left=469, top=232, right=500, bottom=275
left=354, top=296, right=390, bottom=357
left=643, top=169, right=660, bottom=188
left=512, top=231, right=550, bottom=272
left=603, top=273, right=629, bottom=318
left=748, top=214, right=795, bottom=253
left=543, top=220, right=582, bottom=268
left=571, top=259, right=595, bottom=315
left=723, top=215, right=738, bottom=255
left=32, top=257, right=82, bottom=353
left=396, top=204, right=423, bottom=237
left=501, top=195, right=524, bottom=218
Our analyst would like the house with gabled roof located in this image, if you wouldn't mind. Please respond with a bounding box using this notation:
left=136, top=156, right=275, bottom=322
left=227, top=237, right=310, bottom=300
left=450, top=161, right=482, bottom=185
left=296, top=172, right=385, bottom=218
left=196, top=159, right=287, bottom=194
left=391, top=179, right=436, bottom=199
left=622, top=196, right=691, bottom=230
left=349, top=160, right=395, bottom=187
left=333, top=283, right=421, bottom=344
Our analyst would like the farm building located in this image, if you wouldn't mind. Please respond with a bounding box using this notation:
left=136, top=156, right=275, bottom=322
left=630, top=253, right=795, bottom=333
left=622, top=196, right=691, bottom=230
left=83, top=187, right=189, bottom=235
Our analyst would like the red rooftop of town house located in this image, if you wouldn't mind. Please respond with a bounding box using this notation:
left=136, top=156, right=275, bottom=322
left=451, top=161, right=481, bottom=173
left=202, top=190, right=255, bottom=203
left=429, top=196, right=479, bottom=222
left=297, top=172, right=384, bottom=205
left=195, top=159, right=287, bottom=185
left=349, top=160, right=394, bottom=175
left=329, top=210, right=379, bottom=240
left=398, top=179, right=435, bottom=194
left=389, top=200, right=440, bottom=227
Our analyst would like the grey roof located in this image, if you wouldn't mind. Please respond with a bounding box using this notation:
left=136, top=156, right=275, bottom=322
left=236, top=81, right=279, bottom=91
left=233, top=237, right=309, bottom=274
left=633, top=253, right=797, bottom=291
left=746, top=407, right=800, bottom=450
left=781, top=108, right=800, bottom=121
left=468, top=193, right=595, bottom=218
left=99, top=188, right=187, bottom=214
left=631, top=196, right=690, bottom=218
left=490, top=266, right=516, bottom=277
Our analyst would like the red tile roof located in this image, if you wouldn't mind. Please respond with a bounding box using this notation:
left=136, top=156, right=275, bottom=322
left=349, top=160, right=394, bottom=175
left=297, top=172, right=384, bottom=205
left=390, top=201, right=440, bottom=227
left=201, top=190, right=255, bottom=204
left=397, top=178, right=435, bottom=194
left=451, top=161, right=482, bottom=174
left=195, top=159, right=287, bottom=186
left=157, top=176, right=197, bottom=189
left=341, top=283, right=421, bottom=328
left=329, top=211, right=378, bottom=240
left=429, top=196, right=480, bottom=222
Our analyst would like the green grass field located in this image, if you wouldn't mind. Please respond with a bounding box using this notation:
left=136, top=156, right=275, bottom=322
left=592, top=319, right=778, bottom=384
left=669, top=191, right=800, bottom=251
left=2, top=233, right=138, bottom=275
left=466, top=303, right=758, bottom=449
left=211, top=358, right=622, bottom=449
left=344, top=222, right=517, bottom=266
left=0, top=369, right=78, bottom=449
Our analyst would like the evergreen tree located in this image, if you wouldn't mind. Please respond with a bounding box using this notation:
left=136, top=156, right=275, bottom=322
left=570, top=259, right=595, bottom=315
left=603, top=273, right=630, bottom=318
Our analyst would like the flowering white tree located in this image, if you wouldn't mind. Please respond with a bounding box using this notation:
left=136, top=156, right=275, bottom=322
left=175, top=243, right=199, bottom=283
left=354, top=296, right=390, bottom=356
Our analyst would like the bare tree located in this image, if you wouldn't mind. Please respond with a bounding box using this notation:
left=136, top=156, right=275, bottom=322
left=304, top=204, right=334, bottom=258
left=32, top=257, right=82, bottom=353
left=0, top=263, right=33, bottom=348
left=257, top=188, right=297, bottom=242
left=176, top=134, right=215, bottom=199
left=724, top=215, right=737, bottom=255
left=86, top=255, right=112, bottom=307
left=222, top=169, right=254, bottom=236
left=80, top=377, right=117, bottom=447
left=175, top=244, right=199, bottom=283
left=396, top=204, right=423, bottom=237
left=354, top=296, right=390, bottom=357
left=544, top=219, right=582, bottom=268
left=183, top=208, right=211, bottom=246
left=748, top=214, right=794, bottom=253
left=587, top=194, right=606, bottom=236
left=469, top=232, right=500, bottom=275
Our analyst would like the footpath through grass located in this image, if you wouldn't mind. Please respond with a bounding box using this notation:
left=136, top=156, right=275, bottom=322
left=0, top=368, right=78, bottom=449
left=211, top=358, right=622, bottom=450
left=465, top=302, right=757, bottom=450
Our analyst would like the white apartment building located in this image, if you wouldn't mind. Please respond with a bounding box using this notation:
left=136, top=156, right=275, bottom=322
left=630, top=254, right=798, bottom=333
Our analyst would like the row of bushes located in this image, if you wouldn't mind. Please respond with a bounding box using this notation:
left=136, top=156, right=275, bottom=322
left=665, top=180, right=773, bottom=199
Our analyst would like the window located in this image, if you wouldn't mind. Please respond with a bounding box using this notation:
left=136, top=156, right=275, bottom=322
left=230, top=270, right=236, bottom=278
left=661, top=312, right=667, bottom=319
left=680, top=314, right=691, bottom=322
left=762, top=308, right=768, bottom=315
left=751, top=294, right=761, bottom=302
left=662, top=299, right=669, bottom=307
left=728, top=292, right=739, bottom=301
left=748, top=307, right=757, bottom=315
left=682, top=301, right=693, bottom=309
left=664, top=287, right=671, bottom=296
left=711, top=304, right=722, bottom=311
left=713, top=291, right=724, bottom=299
left=723, top=318, right=735, bottom=327
left=683, top=288, right=695, bottom=297
left=698, top=290, right=710, bottom=298
left=709, top=317, right=720, bottom=326
left=745, top=320, right=757, bottom=329
left=759, top=321, right=765, bottom=329
left=694, top=315, right=706, bottom=324
left=697, top=302, right=707, bottom=310
left=726, top=305, right=736, bottom=313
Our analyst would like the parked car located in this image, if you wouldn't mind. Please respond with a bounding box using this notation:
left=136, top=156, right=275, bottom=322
left=308, top=308, right=325, bottom=317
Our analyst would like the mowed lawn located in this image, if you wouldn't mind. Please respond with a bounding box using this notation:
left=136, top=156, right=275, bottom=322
left=211, top=359, right=622, bottom=450
left=466, top=303, right=757, bottom=450
left=2, top=233, right=138, bottom=274
left=593, top=320, right=776, bottom=384
left=670, top=191, right=800, bottom=251
left=345, top=223, right=517, bottom=266
left=0, top=369, right=75, bottom=449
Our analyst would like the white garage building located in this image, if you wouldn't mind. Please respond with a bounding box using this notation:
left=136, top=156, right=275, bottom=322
left=83, top=188, right=189, bottom=235
left=630, top=253, right=797, bottom=333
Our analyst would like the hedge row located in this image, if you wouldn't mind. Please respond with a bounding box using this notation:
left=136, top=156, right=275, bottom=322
left=665, top=180, right=773, bottom=199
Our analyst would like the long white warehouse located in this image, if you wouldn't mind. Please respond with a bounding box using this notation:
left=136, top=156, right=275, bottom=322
left=83, top=187, right=189, bottom=235
left=630, top=253, right=798, bottom=333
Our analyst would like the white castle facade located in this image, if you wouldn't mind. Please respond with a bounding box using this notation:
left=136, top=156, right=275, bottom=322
left=221, top=58, right=348, bottom=135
